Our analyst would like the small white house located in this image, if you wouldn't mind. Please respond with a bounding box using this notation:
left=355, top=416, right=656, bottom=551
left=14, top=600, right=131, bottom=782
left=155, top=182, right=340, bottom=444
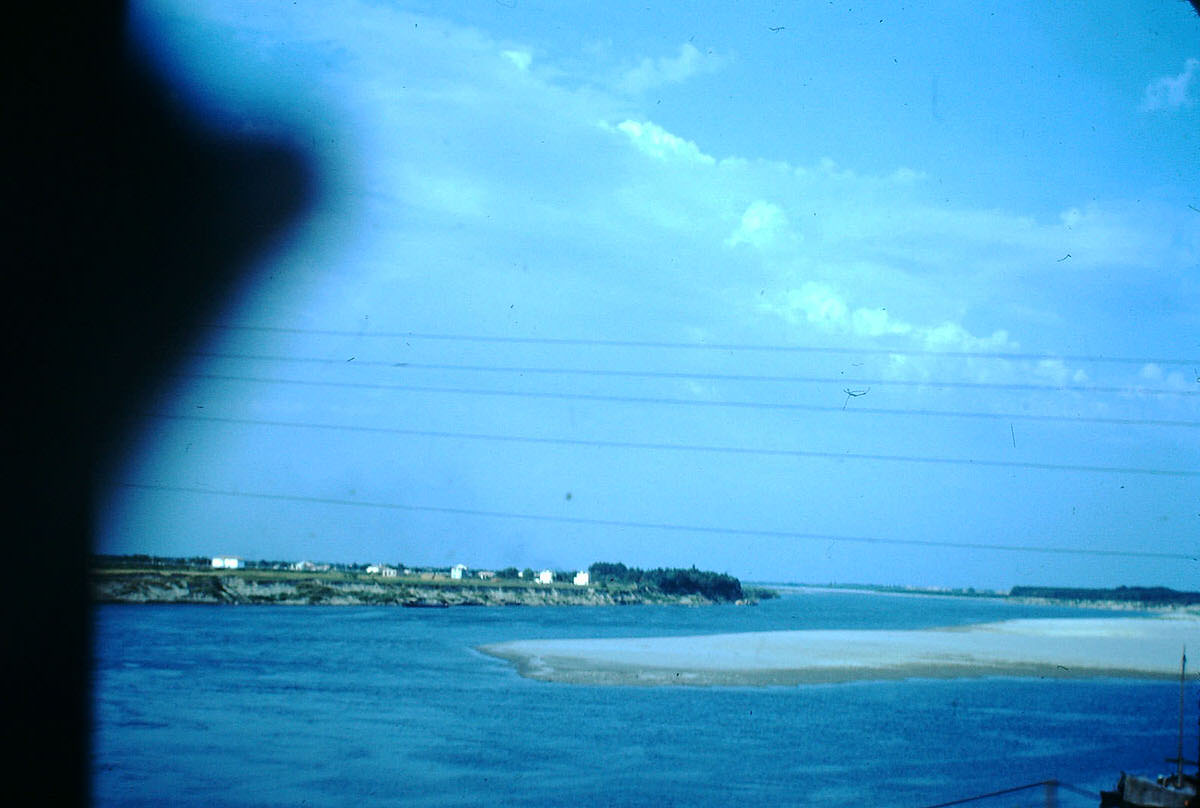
left=477, top=570, right=496, bottom=580
left=573, top=571, right=590, bottom=586
left=211, top=556, right=243, bottom=569
left=450, top=564, right=468, bottom=580
left=380, top=566, right=398, bottom=578
left=536, top=569, right=554, bottom=585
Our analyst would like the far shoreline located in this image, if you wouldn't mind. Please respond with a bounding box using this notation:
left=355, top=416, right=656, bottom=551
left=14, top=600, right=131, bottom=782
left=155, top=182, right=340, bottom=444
left=772, top=582, right=1200, bottom=615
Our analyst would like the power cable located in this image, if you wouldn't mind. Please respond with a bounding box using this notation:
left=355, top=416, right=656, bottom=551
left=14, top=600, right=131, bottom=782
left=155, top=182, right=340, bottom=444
left=169, top=372, right=1200, bottom=429
left=118, top=483, right=1200, bottom=562
left=198, top=324, right=1200, bottom=367
left=186, top=351, right=1200, bottom=399
left=140, top=412, right=1200, bottom=478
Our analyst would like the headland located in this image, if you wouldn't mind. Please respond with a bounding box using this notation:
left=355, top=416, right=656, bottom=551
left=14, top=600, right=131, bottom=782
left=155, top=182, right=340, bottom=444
left=90, top=558, right=759, bottom=606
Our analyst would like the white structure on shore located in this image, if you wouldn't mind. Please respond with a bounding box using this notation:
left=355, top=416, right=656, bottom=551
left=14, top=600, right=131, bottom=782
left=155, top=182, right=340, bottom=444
left=450, top=564, right=468, bottom=580
left=366, top=565, right=398, bottom=577
left=573, top=571, right=590, bottom=586
left=211, top=556, right=243, bottom=569
left=291, top=560, right=330, bottom=572
left=537, top=569, right=554, bottom=584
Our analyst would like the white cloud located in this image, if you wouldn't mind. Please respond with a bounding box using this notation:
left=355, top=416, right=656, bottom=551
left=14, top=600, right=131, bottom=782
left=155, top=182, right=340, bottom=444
left=852, top=307, right=913, bottom=338
left=773, top=282, right=848, bottom=328
left=1140, top=58, right=1198, bottom=111
left=502, top=49, right=532, bottom=71
left=725, top=200, right=791, bottom=249
left=765, top=283, right=913, bottom=340
left=915, top=321, right=1012, bottom=353
left=763, top=283, right=1011, bottom=355
left=1050, top=203, right=1183, bottom=270
left=611, top=119, right=715, bottom=164
left=620, top=42, right=723, bottom=93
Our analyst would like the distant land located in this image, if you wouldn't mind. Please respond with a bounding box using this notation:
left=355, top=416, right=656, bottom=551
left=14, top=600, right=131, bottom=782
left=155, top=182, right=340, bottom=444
left=796, top=582, right=1200, bottom=612
left=90, top=556, right=1199, bottom=612
left=90, top=556, right=764, bottom=607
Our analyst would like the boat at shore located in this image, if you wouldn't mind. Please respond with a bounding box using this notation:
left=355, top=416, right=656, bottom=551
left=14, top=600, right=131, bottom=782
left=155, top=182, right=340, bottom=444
left=1100, top=650, right=1197, bottom=808
left=1099, top=772, right=1196, bottom=808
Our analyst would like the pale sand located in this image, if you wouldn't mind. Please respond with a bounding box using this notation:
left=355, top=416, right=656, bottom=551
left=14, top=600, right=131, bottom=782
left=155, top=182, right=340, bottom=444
left=477, top=617, right=1200, bottom=686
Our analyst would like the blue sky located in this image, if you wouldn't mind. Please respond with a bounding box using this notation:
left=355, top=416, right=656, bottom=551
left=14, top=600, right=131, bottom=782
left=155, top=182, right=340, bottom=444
left=98, top=0, right=1199, bottom=589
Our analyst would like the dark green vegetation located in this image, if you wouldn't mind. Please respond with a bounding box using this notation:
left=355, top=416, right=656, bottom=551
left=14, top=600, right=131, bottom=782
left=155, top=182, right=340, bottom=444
left=1009, top=586, right=1200, bottom=607
left=588, top=562, right=744, bottom=602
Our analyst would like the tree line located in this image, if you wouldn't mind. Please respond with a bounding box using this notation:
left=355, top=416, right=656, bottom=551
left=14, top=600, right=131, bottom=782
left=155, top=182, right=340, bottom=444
left=587, top=562, right=744, bottom=602
left=1009, top=585, right=1200, bottom=606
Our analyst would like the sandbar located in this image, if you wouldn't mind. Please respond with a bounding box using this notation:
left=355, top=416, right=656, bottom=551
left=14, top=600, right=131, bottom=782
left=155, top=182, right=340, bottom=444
left=477, top=616, right=1200, bottom=686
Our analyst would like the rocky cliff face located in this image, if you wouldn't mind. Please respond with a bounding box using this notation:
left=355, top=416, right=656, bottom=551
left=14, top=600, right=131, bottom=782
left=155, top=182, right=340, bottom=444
left=91, top=572, right=736, bottom=606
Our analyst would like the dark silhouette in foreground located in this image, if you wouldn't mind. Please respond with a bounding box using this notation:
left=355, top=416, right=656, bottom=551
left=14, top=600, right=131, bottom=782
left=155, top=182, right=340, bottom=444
left=6, top=4, right=313, bottom=803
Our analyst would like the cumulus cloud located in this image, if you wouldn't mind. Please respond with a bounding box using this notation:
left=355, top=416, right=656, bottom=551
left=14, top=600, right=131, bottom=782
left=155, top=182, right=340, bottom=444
left=766, top=283, right=913, bottom=340
left=610, top=119, right=715, bottom=164
left=763, top=283, right=1020, bottom=356
left=725, top=200, right=791, bottom=249
left=774, top=282, right=848, bottom=328
left=620, top=42, right=723, bottom=93
left=852, top=307, right=913, bottom=339
left=1140, top=58, right=1198, bottom=111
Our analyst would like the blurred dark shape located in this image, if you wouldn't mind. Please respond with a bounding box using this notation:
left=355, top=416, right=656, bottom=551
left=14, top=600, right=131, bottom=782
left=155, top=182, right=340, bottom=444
left=5, top=2, right=313, bottom=803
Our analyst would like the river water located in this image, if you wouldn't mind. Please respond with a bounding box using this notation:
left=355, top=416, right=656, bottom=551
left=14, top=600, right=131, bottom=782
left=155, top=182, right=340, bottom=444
left=91, top=590, right=1194, bottom=807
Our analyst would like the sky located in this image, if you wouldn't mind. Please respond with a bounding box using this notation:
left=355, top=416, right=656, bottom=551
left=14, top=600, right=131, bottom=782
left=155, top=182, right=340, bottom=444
left=97, top=0, right=1200, bottom=590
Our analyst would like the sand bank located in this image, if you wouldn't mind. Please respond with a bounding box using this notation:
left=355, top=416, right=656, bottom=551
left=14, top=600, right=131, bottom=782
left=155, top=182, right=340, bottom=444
left=478, top=616, right=1200, bottom=686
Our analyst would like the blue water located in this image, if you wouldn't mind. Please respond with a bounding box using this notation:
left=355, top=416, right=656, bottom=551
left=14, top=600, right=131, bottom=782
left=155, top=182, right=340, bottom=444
left=92, top=591, right=1195, bottom=807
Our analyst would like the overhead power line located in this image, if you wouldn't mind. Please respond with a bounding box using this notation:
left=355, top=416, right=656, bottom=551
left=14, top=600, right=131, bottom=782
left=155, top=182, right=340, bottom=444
left=119, top=482, right=1200, bottom=562
left=170, top=372, right=1200, bottom=429
left=186, top=351, right=1200, bottom=399
left=140, top=412, right=1200, bottom=477
left=199, top=324, right=1200, bottom=367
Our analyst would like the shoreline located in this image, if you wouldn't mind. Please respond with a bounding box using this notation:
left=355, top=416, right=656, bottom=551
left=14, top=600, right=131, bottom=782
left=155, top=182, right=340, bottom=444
left=775, top=583, right=1200, bottom=615
left=89, top=569, right=747, bottom=607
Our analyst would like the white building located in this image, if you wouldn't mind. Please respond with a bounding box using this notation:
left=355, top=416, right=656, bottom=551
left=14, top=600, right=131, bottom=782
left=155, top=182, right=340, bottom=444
left=380, top=566, right=398, bottom=577
left=211, top=556, right=243, bottom=569
left=450, top=564, right=468, bottom=580
left=537, top=569, right=554, bottom=584
left=477, top=570, right=496, bottom=580
left=573, top=571, right=590, bottom=586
